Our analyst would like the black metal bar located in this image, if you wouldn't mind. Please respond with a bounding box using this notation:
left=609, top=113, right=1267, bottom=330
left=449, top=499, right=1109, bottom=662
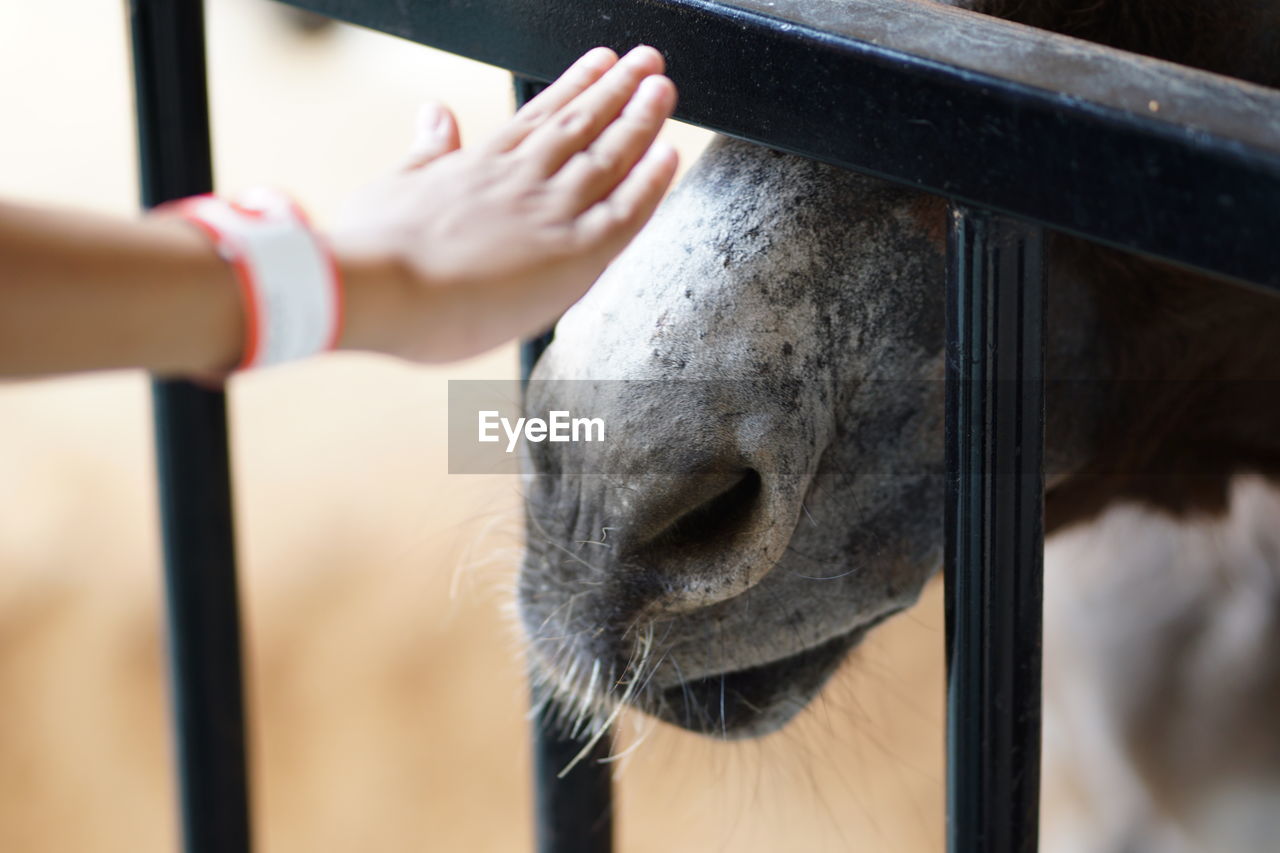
left=129, top=2, right=253, bottom=852
left=278, top=0, right=1280, bottom=291
left=944, top=204, right=1046, bottom=853
left=149, top=386, right=252, bottom=853
left=515, top=76, right=553, bottom=389
left=516, top=75, right=614, bottom=853
left=530, top=704, right=614, bottom=853
left=522, top=326, right=614, bottom=853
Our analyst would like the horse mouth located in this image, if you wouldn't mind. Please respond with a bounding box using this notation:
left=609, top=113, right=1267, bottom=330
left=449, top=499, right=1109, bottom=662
left=649, top=624, right=871, bottom=739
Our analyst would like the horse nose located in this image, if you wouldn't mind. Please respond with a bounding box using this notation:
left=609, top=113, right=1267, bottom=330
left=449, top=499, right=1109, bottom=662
left=522, top=379, right=808, bottom=614
left=609, top=463, right=779, bottom=612
left=627, top=467, right=763, bottom=556
left=525, top=440, right=783, bottom=612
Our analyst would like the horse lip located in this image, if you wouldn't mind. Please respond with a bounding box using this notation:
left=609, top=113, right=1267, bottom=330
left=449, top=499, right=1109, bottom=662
left=648, top=610, right=901, bottom=738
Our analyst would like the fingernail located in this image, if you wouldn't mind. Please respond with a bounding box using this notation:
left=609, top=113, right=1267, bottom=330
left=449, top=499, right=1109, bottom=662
left=581, top=46, right=614, bottom=67
left=573, top=46, right=615, bottom=76
left=650, top=140, right=675, bottom=160
left=639, top=76, right=667, bottom=101
left=624, top=77, right=666, bottom=115
left=416, top=103, right=441, bottom=134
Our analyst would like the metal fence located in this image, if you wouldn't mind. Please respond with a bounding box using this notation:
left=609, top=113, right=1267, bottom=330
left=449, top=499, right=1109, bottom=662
left=126, top=0, right=1280, bottom=851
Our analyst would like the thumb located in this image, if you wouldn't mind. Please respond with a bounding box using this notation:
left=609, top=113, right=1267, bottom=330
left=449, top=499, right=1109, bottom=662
left=402, top=101, right=461, bottom=169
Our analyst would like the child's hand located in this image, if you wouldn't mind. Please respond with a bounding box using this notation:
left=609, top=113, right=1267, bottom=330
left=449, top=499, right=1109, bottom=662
left=333, top=45, right=679, bottom=362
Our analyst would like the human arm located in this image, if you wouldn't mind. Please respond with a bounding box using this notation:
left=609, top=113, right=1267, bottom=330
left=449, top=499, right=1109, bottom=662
left=0, top=45, right=677, bottom=378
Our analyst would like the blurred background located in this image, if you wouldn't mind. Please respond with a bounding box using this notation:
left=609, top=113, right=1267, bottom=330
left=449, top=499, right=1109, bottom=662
left=0, top=1, right=945, bottom=850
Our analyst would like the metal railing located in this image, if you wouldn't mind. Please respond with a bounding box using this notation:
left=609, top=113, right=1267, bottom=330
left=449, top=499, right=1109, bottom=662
left=126, top=0, right=1280, bottom=851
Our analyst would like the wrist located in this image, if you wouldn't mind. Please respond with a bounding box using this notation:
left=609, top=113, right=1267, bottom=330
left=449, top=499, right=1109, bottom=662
left=140, top=216, right=246, bottom=376
left=331, top=244, right=416, bottom=357
left=160, top=190, right=344, bottom=374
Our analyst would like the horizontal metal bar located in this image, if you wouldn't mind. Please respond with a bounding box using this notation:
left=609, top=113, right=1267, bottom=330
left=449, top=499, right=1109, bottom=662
left=276, top=0, right=1279, bottom=290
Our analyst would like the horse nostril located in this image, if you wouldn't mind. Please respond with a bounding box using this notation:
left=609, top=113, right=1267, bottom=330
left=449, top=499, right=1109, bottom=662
left=641, top=468, right=763, bottom=556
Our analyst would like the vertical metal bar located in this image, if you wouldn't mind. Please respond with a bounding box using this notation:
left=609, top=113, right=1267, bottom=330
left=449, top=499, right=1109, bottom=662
left=129, top=2, right=253, bottom=852
left=530, top=705, right=614, bottom=853
left=944, top=204, right=1045, bottom=853
left=517, top=74, right=614, bottom=853
left=523, top=314, right=614, bottom=853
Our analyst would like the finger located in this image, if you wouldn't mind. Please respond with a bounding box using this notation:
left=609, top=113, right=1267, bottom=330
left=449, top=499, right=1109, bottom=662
left=551, top=74, right=676, bottom=215
left=483, top=47, right=619, bottom=153
left=402, top=102, right=461, bottom=170
left=575, top=139, right=678, bottom=254
left=516, top=45, right=666, bottom=177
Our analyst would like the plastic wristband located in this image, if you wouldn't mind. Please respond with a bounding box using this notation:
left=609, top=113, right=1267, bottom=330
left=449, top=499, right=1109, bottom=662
left=163, top=189, right=344, bottom=370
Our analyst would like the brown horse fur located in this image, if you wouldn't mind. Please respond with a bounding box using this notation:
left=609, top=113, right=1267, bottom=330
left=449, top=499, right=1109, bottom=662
left=985, top=0, right=1280, bottom=531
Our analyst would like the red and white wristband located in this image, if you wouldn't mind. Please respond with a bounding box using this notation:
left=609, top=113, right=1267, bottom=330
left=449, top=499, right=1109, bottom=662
left=163, top=188, right=344, bottom=371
